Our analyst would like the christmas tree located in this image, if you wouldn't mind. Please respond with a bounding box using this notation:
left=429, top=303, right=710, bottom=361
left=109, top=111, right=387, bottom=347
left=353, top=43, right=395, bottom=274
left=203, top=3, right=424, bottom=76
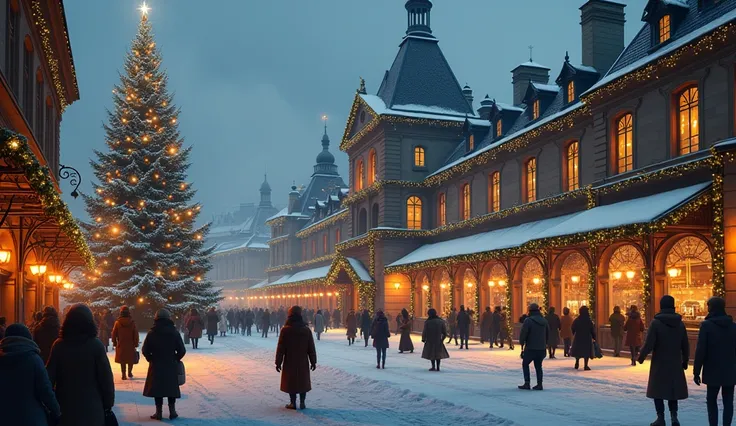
left=70, top=9, right=220, bottom=317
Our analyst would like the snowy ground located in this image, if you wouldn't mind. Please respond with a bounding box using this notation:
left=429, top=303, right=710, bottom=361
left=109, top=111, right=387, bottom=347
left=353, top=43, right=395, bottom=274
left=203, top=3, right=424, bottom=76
left=110, top=329, right=708, bottom=426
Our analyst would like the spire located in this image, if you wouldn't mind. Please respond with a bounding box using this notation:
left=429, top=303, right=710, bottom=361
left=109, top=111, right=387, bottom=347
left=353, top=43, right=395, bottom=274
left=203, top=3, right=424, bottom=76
left=405, top=0, right=434, bottom=38
left=259, top=173, right=272, bottom=207
left=314, top=120, right=338, bottom=176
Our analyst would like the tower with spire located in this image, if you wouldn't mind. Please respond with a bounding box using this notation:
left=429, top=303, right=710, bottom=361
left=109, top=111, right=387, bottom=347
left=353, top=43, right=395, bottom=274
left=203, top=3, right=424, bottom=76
left=259, top=174, right=272, bottom=207
left=314, top=121, right=339, bottom=176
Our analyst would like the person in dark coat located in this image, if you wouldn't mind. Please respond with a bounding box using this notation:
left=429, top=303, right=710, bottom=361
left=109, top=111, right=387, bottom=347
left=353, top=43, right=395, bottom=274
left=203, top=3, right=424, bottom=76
left=29, top=311, right=42, bottom=334
left=143, top=309, right=186, bottom=421
left=609, top=305, right=626, bottom=357
left=694, top=297, right=736, bottom=426
left=226, top=309, right=235, bottom=334
left=638, top=295, right=689, bottom=426
left=261, top=309, right=272, bottom=338
left=332, top=308, right=341, bottom=328
left=186, top=308, right=204, bottom=349
left=313, top=310, right=325, bottom=340
left=398, top=308, right=414, bottom=353
left=624, top=305, right=645, bottom=366
left=277, top=307, right=287, bottom=337
left=206, top=307, right=219, bottom=345
left=457, top=305, right=470, bottom=349
left=371, top=310, right=391, bottom=369
left=480, top=307, right=492, bottom=344
left=360, top=309, right=372, bottom=347
left=490, top=307, right=502, bottom=348
left=46, top=304, right=115, bottom=426
left=571, top=305, right=596, bottom=370
left=32, top=305, right=60, bottom=364
left=421, top=308, right=449, bottom=371
left=245, top=309, right=255, bottom=336
left=0, top=323, right=61, bottom=426
left=346, top=310, right=357, bottom=345
left=560, top=307, right=574, bottom=357
left=275, top=306, right=317, bottom=410
left=322, top=308, right=330, bottom=332
left=446, top=307, right=458, bottom=345
left=239, top=309, right=247, bottom=336
left=111, top=305, right=139, bottom=380
left=518, top=303, right=549, bottom=390
left=545, top=306, right=561, bottom=359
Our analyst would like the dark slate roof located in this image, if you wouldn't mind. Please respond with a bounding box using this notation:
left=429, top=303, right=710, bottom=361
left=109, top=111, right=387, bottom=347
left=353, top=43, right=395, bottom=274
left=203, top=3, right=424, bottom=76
left=296, top=174, right=346, bottom=217
left=376, top=35, right=474, bottom=116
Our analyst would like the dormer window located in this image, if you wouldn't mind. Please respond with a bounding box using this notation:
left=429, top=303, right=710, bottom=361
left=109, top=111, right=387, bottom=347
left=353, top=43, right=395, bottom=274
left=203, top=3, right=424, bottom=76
left=567, top=81, right=575, bottom=103
left=659, top=15, right=671, bottom=43
left=496, top=119, right=502, bottom=137
left=468, top=134, right=475, bottom=151
left=532, top=100, right=540, bottom=120
left=414, top=146, right=425, bottom=167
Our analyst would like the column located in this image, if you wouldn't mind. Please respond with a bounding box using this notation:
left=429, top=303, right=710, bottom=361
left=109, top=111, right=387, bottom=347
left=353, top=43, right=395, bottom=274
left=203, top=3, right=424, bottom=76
left=0, top=278, right=14, bottom=321
left=25, top=283, right=36, bottom=322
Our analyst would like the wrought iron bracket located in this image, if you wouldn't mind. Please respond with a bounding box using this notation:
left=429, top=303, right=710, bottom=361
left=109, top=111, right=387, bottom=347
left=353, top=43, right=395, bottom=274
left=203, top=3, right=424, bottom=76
left=59, top=165, right=81, bottom=199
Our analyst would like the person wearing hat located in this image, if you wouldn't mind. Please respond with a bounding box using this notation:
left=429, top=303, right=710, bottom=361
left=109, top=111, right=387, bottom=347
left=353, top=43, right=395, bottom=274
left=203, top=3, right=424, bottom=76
left=276, top=306, right=317, bottom=410
left=112, top=305, right=139, bottom=380
left=32, top=305, right=61, bottom=364
left=143, top=309, right=187, bottom=420
left=518, top=303, right=549, bottom=390
left=0, top=323, right=61, bottom=425
left=638, top=295, right=689, bottom=426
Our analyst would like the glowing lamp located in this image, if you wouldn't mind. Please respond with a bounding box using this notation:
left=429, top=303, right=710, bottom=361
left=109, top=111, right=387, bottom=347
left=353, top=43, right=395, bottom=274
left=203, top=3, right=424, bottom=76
left=466, top=282, right=473, bottom=288
left=334, top=292, right=339, bottom=296
left=612, top=271, right=623, bottom=280
left=138, top=297, right=144, bottom=303
left=488, top=280, right=495, bottom=287
left=327, top=292, right=333, bottom=296
left=499, top=280, right=507, bottom=287
left=313, top=293, right=318, bottom=297
left=668, top=268, right=681, bottom=278
left=570, top=275, right=580, bottom=283
left=0, top=249, right=11, bottom=264
left=394, top=282, right=401, bottom=290
left=319, top=293, right=324, bottom=297
left=626, top=270, right=636, bottom=280
left=440, top=283, right=447, bottom=289
left=29, top=264, right=47, bottom=276
left=422, top=285, right=429, bottom=291
left=532, top=277, right=540, bottom=285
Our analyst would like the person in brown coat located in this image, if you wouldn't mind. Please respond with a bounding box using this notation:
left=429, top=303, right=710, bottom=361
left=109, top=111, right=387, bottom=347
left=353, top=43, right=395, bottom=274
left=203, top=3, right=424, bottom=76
left=560, top=307, right=574, bottom=357
left=32, top=306, right=60, bottom=364
left=609, top=305, right=626, bottom=357
left=637, top=295, right=689, bottom=426
left=421, top=308, right=449, bottom=371
left=186, top=308, right=204, bottom=349
left=480, top=307, right=492, bottom=344
left=112, top=306, right=139, bottom=380
left=398, top=308, right=414, bottom=354
left=345, top=310, right=357, bottom=345
left=624, top=305, right=645, bottom=366
left=275, top=306, right=317, bottom=410
left=142, top=309, right=186, bottom=421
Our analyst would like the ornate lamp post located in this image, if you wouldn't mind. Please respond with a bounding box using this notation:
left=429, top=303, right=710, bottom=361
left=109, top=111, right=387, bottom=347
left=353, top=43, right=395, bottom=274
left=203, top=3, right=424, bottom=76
left=59, top=165, right=82, bottom=199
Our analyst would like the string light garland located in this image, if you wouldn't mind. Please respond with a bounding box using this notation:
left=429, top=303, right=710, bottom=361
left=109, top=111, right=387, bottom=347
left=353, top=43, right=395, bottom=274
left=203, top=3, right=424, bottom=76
left=265, top=253, right=335, bottom=274
left=641, top=267, right=652, bottom=314
left=30, top=0, right=71, bottom=112
left=266, top=235, right=289, bottom=246
left=409, top=279, right=416, bottom=318
left=711, top=151, right=727, bottom=297
left=503, top=272, right=513, bottom=339
left=587, top=264, right=597, bottom=316
left=294, top=210, right=348, bottom=238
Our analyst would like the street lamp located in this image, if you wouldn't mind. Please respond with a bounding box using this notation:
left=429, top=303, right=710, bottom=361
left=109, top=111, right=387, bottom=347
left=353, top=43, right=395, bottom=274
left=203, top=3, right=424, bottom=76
left=0, top=248, right=10, bottom=264
left=48, top=274, right=64, bottom=284
left=29, top=264, right=47, bottom=276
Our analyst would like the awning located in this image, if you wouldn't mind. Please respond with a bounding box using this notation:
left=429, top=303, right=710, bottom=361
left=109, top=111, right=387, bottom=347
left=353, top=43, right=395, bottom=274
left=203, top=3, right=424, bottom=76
left=388, top=183, right=710, bottom=269
left=253, top=257, right=373, bottom=291
left=267, top=264, right=332, bottom=288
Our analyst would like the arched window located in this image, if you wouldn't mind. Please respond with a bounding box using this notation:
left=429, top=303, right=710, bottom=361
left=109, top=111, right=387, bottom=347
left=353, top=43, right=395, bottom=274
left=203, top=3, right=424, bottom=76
left=659, top=15, right=671, bottom=43
left=468, top=134, right=475, bottom=151
left=367, top=149, right=377, bottom=185
left=532, top=99, right=540, bottom=120
left=438, top=192, right=446, bottom=226
left=525, top=158, right=537, bottom=202
left=616, top=113, right=634, bottom=173
left=666, top=236, right=712, bottom=326
left=496, top=119, right=502, bottom=137
left=567, top=80, right=575, bottom=103
left=561, top=252, right=588, bottom=316
left=678, top=86, right=699, bottom=155
left=355, top=159, right=364, bottom=191
left=608, top=245, right=645, bottom=320
left=461, top=183, right=471, bottom=220
left=522, top=258, right=544, bottom=310
left=414, top=146, right=425, bottom=167
left=406, top=196, right=422, bottom=230
left=566, top=141, right=579, bottom=191
left=486, top=263, right=508, bottom=309
left=463, top=269, right=476, bottom=314
left=488, top=171, right=500, bottom=212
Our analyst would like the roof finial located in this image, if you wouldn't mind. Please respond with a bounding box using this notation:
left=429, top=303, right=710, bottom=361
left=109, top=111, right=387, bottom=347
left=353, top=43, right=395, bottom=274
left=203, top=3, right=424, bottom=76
left=565, top=51, right=570, bottom=63
left=358, top=77, right=367, bottom=94
left=321, top=114, right=328, bottom=135
left=528, top=45, right=534, bottom=62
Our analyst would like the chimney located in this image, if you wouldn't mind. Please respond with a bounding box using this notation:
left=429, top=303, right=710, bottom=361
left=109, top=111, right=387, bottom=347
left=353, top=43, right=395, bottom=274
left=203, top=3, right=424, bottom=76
left=477, top=95, right=494, bottom=120
left=511, top=62, right=550, bottom=107
left=462, top=84, right=474, bottom=109
left=580, top=0, right=626, bottom=75
left=288, top=184, right=300, bottom=214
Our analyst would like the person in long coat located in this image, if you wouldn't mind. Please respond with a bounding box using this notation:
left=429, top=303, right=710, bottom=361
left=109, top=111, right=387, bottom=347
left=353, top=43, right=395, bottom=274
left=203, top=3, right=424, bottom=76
left=360, top=309, right=372, bottom=347
left=545, top=306, right=561, bottom=359
left=226, top=309, right=235, bottom=334
left=261, top=309, right=272, bottom=338
left=371, top=310, right=390, bottom=369
left=609, top=305, right=626, bottom=357
left=395, top=312, right=402, bottom=336
left=519, top=303, right=549, bottom=390
left=111, top=305, right=139, bottom=380
left=186, top=308, right=204, bottom=349
left=398, top=308, right=414, bottom=353
left=218, top=311, right=227, bottom=337
left=313, top=310, right=325, bottom=340
left=624, top=305, right=645, bottom=366
left=32, top=305, right=61, bottom=364
left=180, top=311, right=191, bottom=345
left=480, top=307, right=492, bottom=345
left=693, top=297, right=736, bottom=426
left=638, top=295, right=689, bottom=426
left=422, top=308, right=449, bottom=371
left=446, top=307, right=458, bottom=345
left=245, top=309, right=255, bottom=336
left=560, top=307, right=574, bottom=357
left=346, top=310, right=357, bottom=345
left=206, top=307, right=219, bottom=345
left=456, top=305, right=470, bottom=350
left=0, top=323, right=61, bottom=426
left=570, top=305, right=595, bottom=370
left=322, top=308, right=330, bottom=332
left=275, top=306, right=317, bottom=410
left=490, top=307, right=502, bottom=348
left=143, top=309, right=186, bottom=421
left=499, top=308, right=514, bottom=349
left=46, top=304, right=115, bottom=426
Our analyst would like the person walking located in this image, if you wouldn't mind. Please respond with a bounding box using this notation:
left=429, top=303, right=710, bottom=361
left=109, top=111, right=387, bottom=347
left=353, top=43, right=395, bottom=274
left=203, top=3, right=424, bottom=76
left=346, top=310, right=357, bottom=345
left=314, top=310, right=325, bottom=341
left=206, top=307, right=218, bottom=345
left=142, top=309, right=186, bottom=421
left=457, top=305, right=470, bottom=350
left=277, top=307, right=287, bottom=337
left=186, top=308, right=204, bottom=349
left=571, top=305, right=596, bottom=370
left=446, top=307, right=458, bottom=345
left=694, top=297, right=736, bottom=426
left=371, top=310, right=390, bottom=369
left=32, top=306, right=61, bottom=364
left=545, top=306, right=561, bottom=359
left=0, top=323, right=61, bottom=426
left=518, top=303, right=549, bottom=390
left=625, top=305, right=645, bottom=366
left=609, top=305, right=626, bottom=357
left=180, top=310, right=191, bottom=345
left=227, top=309, right=235, bottom=334
left=422, top=308, right=449, bottom=371
left=245, top=309, right=255, bottom=336
left=323, top=308, right=330, bottom=332
left=218, top=310, right=227, bottom=337
left=360, top=309, right=372, bottom=347
left=276, top=306, right=317, bottom=410
left=480, top=307, right=492, bottom=345
left=111, top=306, right=139, bottom=380
left=490, top=307, right=502, bottom=348
left=637, top=295, right=689, bottom=426
left=46, top=304, right=115, bottom=426
left=398, top=308, right=414, bottom=354
left=560, top=307, right=574, bottom=357
left=261, top=309, right=272, bottom=338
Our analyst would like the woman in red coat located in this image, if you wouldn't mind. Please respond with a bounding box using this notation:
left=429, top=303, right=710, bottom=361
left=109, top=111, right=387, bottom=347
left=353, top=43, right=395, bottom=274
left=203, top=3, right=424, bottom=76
left=624, top=305, right=645, bottom=366
left=275, top=306, right=316, bottom=410
left=185, top=308, right=204, bottom=349
left=112, top=306, right=139, bottom=380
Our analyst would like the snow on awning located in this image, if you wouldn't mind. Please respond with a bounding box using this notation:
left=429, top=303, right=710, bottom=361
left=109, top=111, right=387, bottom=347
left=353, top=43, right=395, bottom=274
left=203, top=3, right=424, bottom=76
left=267, top=264, right=333, bottom=287
left=346, top=258, right=373, bottom=282
left=388, top=183, right=710, bottom=269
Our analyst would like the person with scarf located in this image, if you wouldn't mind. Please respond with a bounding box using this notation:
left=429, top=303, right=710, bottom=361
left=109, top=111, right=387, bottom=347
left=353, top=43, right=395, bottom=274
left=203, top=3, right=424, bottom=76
left=275, top=306, right=317, bottom=410
left=32, top=305, right=61, bottom=364
left=518, top=303, right=549, bottom=390
left=143, top=309, right=186, bottom=421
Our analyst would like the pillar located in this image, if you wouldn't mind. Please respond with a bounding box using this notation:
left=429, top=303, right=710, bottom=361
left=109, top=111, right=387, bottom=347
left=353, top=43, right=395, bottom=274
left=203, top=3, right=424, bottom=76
left=0, top=278, right=14, bottom=321
left=25, top=284, right=36, bottom=322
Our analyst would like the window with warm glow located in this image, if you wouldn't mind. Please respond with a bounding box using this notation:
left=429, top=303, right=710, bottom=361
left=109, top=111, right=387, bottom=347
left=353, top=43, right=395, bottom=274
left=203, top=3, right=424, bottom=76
left=355, top=159, right=364, bottom=191
left=496, top=119, right=502, bottom=137
left=525, top=158, right=537, bottom=202
left=414, top=146, right=425, bottom=167
left=311, top=240, right=316, bottom=257
left=678, top=86, right=699, bottom=155
left=468, top=134, right=475, bottom=151
left=616, top=113, right=634, bottom=173
left=489, top=172, right=500, bottom=212
left=367, top=149, right=377, bottom=185
left=301, top=241, right=307, bottom=260
left=566, top=141, right=579, bottom=191
left=567, top=80, right=575, bottom=103
left=406, top=196, right=422, bottom=230
left=461, top=183, right=471, bottom=220
left=659, top=15, right=671, bottom=43
left=438, top=193, right=446, bottom=226
left=322, top=234, right=328, bottom=254
left=335, top=228, right=341, bottom=245
left=532, top=100, right=540, bottom=120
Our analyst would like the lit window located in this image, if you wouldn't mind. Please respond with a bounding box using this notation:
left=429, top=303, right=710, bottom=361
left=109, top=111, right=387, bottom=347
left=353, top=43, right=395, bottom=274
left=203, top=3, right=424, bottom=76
left=616, top=113, right=634, bottom=173
left=678, top=86, right=699, bottom=155
left=322, top=234, right=328, bottom=253
left=566, top=142, right=579, bottom=191
left=525, top=158, right=537, bottom=203
left=335, top=228, right=341, bottom=244
left=355, top=159, right=364, bottom=191
left=489, top=172, right=500, bottom=212
left=567, top=80, right=575, bottom=103
left=468, top=134, right=475, bottom=151
left=496, top=119, right=502, bottom=137
left=532, top=100, right=540, bottom=120
left=367, top=149, right=377, bottom=185
left=461, top=183, right=471, bottom=220
left=311, top=240, right=316, bottom=257
left=414, top=146, right=425, bottom=167
left=438, top=193, right=446, bottom=226
left=406, top=196, right=422, bottom=230
left=659, top=15, right=671, bottom=43
left=301, top=241, right=307, bottom=260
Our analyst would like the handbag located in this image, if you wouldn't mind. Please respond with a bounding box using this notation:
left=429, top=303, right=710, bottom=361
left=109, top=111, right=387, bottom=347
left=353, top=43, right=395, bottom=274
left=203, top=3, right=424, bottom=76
left=104, top=409, right=119, bottom=426
left=133, top=350, right=140, bottom=365
left=593, top=341, right=603, bottom=359
left=177, top=360, right=186, bottom=386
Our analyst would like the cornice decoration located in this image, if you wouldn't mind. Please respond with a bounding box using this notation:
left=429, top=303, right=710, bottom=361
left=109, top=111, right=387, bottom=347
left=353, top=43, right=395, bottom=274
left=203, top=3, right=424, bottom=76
left=294, top=209, right=348, bottom=238
left=265, top=253, right=335, bottom=274
left=31, top=1, right=70, bottom=112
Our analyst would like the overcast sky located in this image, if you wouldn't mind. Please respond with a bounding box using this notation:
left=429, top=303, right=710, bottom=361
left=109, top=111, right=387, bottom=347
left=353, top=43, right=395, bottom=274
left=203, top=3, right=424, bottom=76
left=60, top=0, right=648, bottom=222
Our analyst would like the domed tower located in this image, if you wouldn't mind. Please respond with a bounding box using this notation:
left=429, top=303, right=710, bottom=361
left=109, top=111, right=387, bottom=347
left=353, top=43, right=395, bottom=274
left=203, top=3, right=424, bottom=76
left=405, top=0, right=433, bottom=38
left=259, top=173, right=272, bottom=207
left=313, top=122, right=339, bottom=176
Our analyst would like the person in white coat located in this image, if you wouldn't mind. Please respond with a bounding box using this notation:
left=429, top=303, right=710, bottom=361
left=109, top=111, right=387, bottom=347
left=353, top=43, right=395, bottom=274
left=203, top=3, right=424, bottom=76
left=314, top=310, right=325, bottom=341
left=218, top=311, right=227, bottom=337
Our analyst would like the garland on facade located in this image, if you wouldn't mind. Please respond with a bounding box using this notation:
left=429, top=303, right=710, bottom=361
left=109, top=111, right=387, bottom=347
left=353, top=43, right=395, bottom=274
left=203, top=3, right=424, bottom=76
left=0, top=129, right=94, bottom=269
left=264, top=216, right=287, bottom=227
left=427, top=283, right=433, bottom=311
left=474, top=281, right=480, bottom=323
left=211, top=246, right=268, bottom=259
left=31, top=0, right=72, bottom=112
left=294, top=209, right=348, bottom=238
left=541, top=276, right=549, bottom=316
left=587, top=266, right=597, bottom=316
left=641, top=267, right=652, bottom=314
left=503, top=272, right=513, bottom=338
left=266, top=235, right=288, bottom=246
left=711, top=151, right=727, bottom=298
left=409, top=279, right=416, bottom=318
left=264, top=253, right=335, bottom=274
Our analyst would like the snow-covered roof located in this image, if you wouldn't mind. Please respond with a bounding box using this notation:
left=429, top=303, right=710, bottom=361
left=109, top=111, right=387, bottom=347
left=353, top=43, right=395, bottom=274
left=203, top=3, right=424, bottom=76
left=531, top=83, right=560, bottom=93
left=268, top=264, right=332, bottom=287
left=663, top=0, right=689, bottom=8
left=495, top=102, right=524, bottom=113
left=346, top=258, right=373, bottom=282
left=266, top=207, right=310, bottom=223
left=389, top=183, right=709, bottom=268
left=361, top=94, right=480, bottom=123
left=514, top=61, right=551, bottom=70
left=250, top=279, right=269, bottom=289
